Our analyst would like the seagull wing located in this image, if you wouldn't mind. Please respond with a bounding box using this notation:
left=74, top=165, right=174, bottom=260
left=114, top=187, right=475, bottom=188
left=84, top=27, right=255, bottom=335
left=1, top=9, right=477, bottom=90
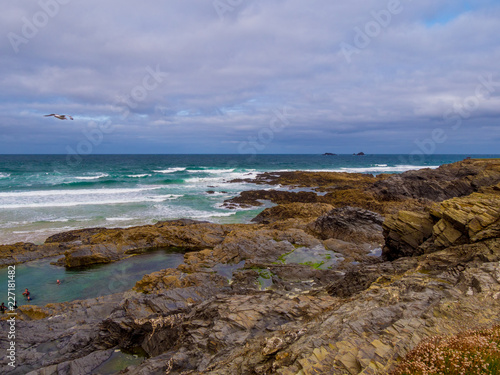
left=44, top=114, right=56, bottom=117
left=68, top=116, right=74, bottom=120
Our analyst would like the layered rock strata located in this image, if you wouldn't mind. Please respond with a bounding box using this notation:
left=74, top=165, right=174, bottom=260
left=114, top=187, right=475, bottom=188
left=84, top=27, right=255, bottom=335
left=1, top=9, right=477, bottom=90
left=1, top=159, right=499, bottom=374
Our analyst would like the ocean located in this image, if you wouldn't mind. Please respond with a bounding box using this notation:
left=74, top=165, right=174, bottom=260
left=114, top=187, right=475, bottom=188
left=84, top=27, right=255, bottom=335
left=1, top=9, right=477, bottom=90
left=0, top=154, right=497, bottom=245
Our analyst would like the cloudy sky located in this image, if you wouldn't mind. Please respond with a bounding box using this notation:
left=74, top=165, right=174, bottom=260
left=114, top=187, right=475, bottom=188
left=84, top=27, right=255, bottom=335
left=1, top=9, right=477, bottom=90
left=1, top=0, right=499, bottom=154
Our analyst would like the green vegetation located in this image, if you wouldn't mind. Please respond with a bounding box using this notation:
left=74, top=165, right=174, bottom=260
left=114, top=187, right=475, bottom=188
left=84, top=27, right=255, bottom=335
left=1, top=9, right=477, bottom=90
left=299, top=261, right=325, bottom=270
left=391, top=326, right=500, bottom=375
left=274, top=247, right=337, bottom=270
left=251, top=267, right=274, bottom=290
left=275, top=250, right=295, bottom=264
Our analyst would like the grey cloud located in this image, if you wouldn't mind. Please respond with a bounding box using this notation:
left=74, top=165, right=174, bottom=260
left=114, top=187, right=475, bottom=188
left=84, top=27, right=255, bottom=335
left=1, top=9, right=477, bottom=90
left=1, top=0, right=499, bottom=154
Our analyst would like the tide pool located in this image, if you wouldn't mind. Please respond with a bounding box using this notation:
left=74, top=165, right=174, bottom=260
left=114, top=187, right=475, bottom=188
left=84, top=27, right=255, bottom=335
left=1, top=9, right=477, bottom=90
left=0, top=249, right=185, bottom=306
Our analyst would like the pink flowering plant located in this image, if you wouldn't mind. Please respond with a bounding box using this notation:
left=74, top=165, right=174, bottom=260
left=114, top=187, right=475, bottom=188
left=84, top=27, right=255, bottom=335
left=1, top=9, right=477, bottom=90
left=391, top=326, right=500, bottom=375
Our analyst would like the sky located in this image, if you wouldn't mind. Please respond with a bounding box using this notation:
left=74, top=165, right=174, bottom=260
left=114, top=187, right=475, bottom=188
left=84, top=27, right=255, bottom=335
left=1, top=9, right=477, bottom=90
left=1, top=0, right=499, bottom=155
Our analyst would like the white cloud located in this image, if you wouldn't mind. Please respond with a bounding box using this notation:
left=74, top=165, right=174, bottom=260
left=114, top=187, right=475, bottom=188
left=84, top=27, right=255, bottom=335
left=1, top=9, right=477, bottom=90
left=1, top=0, right=499, bottom=153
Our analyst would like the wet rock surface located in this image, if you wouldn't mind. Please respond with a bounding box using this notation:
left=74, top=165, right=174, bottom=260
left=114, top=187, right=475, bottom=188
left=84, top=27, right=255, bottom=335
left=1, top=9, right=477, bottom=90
left=1, top=158, right=500, bottom=374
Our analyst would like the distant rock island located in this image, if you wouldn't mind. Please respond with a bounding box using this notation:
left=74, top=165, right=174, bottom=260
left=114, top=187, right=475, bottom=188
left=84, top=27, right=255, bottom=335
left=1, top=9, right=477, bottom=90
left=354, top=152, right=365, bottom=155
left=323, top=152, right=337, bottom=156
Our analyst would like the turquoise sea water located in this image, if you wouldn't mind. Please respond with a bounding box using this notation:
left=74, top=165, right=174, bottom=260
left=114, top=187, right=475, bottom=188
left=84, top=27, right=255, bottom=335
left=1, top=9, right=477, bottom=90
left=1, top=154, right=498, bottom=307
left=0, top=154, right=498, bottom=245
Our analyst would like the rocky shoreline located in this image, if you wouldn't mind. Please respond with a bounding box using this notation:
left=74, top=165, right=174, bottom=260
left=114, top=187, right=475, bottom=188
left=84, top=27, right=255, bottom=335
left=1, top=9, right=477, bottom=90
left=1, top=158, right=500, bottom=374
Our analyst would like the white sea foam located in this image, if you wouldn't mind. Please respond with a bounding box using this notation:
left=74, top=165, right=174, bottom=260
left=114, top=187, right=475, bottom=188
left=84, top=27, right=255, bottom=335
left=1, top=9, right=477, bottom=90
left=105, top=217, right=136, bottom=221
left=13, top=227, right=74, bottom=234
left=275, top=165, right=439, bottom=174
left=0, top=195, right=181, bottom=209
left=0, top=173, right=10, bottom=178
left=334, top=165, right=439, bottom=173
left=185, top=176, right=226, bottom=183
left=187, top=168, right=235, bottom=174
left=204, top=191, right=232, bottom=196
left=213, top=202, right=255, bottom=211
left=185, top=171, right=259, bottom=185
left=153, top=168, right=186, bottom=174
left=0, top=187, right=162, bottom=198
left=154, top=204, right=237, bottom=219
left=0, top=221, right=31, bottom=228
left=74, top=173, right=109, bottom=180
left=127, top=174, right=151, bottom=178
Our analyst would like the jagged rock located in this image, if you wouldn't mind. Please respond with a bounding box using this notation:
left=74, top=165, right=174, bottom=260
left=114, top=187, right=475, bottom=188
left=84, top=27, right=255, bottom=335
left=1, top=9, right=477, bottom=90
left=0, top=242, right=67, bottom=266
left=382, top=211, right=434, bottom=260
left=223, top=190, right=320, bottom=208
left=64, top=244, right=120, bottom=267
left=44, top=227, right=107, bottom=244
left=311, top=207, right=384, bottom=244
left=207, top=227, right=327, bottom=267
left=134, top=268, right=228, bottom=294
left=252, top=203, right=334, bottom=224
left=231, top=171, right=381, bottom=190
left=18, top=305, right=50, bottom=320
left=323, top=238, right=375, bottom=263
left=432, top=219, right=466, bottom=248
left=383, top=189, right=500, bottom=260
left=210, top=229, right=298, bottom=264
left=430, top=192, right=500, bottom=246
left=127, top=247, right=500, bottom=374
left=370, top=158, right=500, bottom=202
left=0, top=221, right=236, bottom=267
left=26, top=350, right=114, bottom=375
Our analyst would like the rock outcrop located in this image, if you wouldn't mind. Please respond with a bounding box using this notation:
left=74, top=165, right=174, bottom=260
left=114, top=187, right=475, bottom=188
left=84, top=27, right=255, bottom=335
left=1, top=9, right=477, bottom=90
left=370, top=158, right=500, bottom=202
left=226, top=159, right=500, bottom=216
left=0, top=220, right=240, bottom=268
left=310, top=206, right=384, bottom=244
left=382, top=211, right=434, bottom=261
left=222, top=190, right=320, bottom=208
left=0, top=242, right=66, bottom=266
left=2, top=158, right=500, bottom=375
left=383, top=187, right=500, bottom=261
left=252, top=202, right=334, bottom=224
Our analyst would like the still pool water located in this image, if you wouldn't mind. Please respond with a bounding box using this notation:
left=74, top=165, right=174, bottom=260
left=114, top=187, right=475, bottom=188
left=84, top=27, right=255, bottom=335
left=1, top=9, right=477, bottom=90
left=92, top=349, right=146, bottom=375
left=0, top=249, right=185, bottom=306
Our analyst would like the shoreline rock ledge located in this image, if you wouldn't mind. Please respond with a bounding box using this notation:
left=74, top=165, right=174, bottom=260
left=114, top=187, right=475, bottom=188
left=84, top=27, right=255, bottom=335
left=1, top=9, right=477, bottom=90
left=1, top=158, right=500, bottom=374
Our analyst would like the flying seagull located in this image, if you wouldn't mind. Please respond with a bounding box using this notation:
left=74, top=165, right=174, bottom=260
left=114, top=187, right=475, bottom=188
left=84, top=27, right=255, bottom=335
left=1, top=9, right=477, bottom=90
left=44, top=114, right=73, bottom=120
